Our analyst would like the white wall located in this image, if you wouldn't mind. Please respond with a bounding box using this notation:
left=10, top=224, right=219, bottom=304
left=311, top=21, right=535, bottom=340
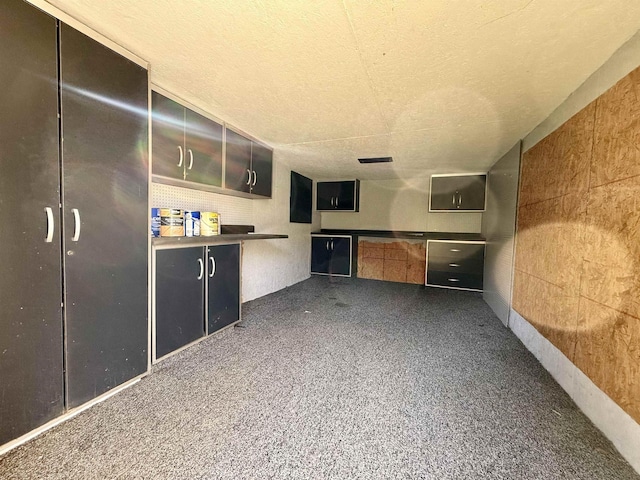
left=241, top=153, right=320, bottom=301
left=320, top=178, right=482, bottom=233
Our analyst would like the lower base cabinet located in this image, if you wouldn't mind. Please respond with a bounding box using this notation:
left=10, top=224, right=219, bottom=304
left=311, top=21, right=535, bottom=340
left=154, top=243, right=241, bottom=360
left=311, top=235, right=352, bottom=276
left=426, top=240, right=485, bottom=291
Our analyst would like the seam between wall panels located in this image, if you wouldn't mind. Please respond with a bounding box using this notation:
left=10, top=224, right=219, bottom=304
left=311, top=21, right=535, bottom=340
left=572, top=99, right=599, bottom=361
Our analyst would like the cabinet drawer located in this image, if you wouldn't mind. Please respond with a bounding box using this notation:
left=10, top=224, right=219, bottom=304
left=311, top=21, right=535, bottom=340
left=427, top=256, right=484, bottom=275
left=427, top=271, right=483, bottom=291
left=427, top=241, right=484, bottom=261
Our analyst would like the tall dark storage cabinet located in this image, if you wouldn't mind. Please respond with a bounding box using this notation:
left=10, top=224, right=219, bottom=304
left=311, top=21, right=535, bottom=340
left=0, top=0, right=63, bottom=446
left=0, top=0, right=148, bottom=445
left=60, top=25, right=149, bottom=408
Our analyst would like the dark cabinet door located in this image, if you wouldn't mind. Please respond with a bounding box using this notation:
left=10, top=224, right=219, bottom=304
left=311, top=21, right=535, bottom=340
left=207, top=244, right=240, bottom=334
left=60, top=24, right=149, bottom=408
left=430, top=175, right=486, bottom=211
left=184, top=109, right=223, bottom=186
left=316, top=182, right=340, bottom=210
left=311, top=237, right=332, bottom=274
left=250, top=141, right=273, bottom=197
left=152, top=91, right=185, bottom=180
left=329, top=237, right=352, bottom=276
left=225, top=129, right=252, bottom=193
left=0, top=0, right=64, bottom=445
left=336, top=181, right=357, bottom=211
left=156, top=248, right=205, bottom=359
left=458, top=175, right=486, bottom=210
left=290, top=171, right=312, bottom=223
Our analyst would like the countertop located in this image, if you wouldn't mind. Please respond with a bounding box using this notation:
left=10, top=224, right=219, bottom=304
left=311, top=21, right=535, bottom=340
left=152, top=233, right=288, bottom=248
left=312, top=229, right=485, bottom=241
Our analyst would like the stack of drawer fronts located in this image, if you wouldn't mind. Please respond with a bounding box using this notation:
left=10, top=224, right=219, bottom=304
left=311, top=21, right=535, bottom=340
left=426, top=240, right=485, bottom=291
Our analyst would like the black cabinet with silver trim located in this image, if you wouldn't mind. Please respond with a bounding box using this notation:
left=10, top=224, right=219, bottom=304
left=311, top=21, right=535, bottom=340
left=152, top=91, right=223, bottom=186
left=153, top=243, right=241, bottom=361
left=316, top=180, right=360, bottom=211
left=429, top=174, right=486, bottom=211
left=225, top=128, right=273, bottom=198
left=311, top=235, right=352, bottom=276
left=0, top=0, right=148, bottom=443
left=426, top=240, right=485, bottom=291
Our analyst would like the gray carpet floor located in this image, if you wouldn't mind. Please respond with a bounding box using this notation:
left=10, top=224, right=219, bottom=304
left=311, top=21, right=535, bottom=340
left=1, top=276, right=638, bottom=479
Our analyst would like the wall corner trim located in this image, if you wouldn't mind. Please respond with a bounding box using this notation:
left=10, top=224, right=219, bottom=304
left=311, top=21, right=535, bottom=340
left=508, top=309, right=640, bottom=474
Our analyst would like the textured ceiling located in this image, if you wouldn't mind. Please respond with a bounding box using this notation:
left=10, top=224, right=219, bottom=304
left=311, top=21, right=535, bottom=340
left=44, top=0, right=640, bottom=180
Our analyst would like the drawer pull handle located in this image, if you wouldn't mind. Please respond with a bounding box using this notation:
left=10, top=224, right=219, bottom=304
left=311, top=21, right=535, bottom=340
left=449, top=263, right=460, bottom=267
left=448, top=278, right=460, bottom=282
left=450, top=248, right=461, bottom=252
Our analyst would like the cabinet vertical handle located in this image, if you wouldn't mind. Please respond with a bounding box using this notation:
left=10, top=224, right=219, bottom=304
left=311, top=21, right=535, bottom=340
left=209, top=256, right=216, bottom=277
left=326, top=240, right=330, bottom=250
left=177, top=145, right=184, bottom=167
left=197, top=258, right=204, bottom=280
left=45, top=207, right=54, bottom=243
left=335, top=197, right=339, bottom=207
left=452, top=194, right=456, bottom=205
left=331, top=240, right=334, bottom=250
left=246, top=169, right=252, bottom=185
left=252, top=170, right=257, bottom=186
left=458, top=193, right=462, bottom=207
left=71, top=208, right=81, bottom=242
left=187, top=149, right=194, bottom=170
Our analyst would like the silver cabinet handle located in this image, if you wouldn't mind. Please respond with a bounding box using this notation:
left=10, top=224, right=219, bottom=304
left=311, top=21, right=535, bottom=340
left=450, top=248, right=461, bottom=252
left=449, top=263, right=460, bottom=267
left=448, top=278, right=460, bottom=282
left=330, top=197, right=334, bottom=207
left=246, top=169, right=252, bottom=185
left=197, top=258, right=204, bottom=280
left=452, top=194, right=456, bottom=205
left=326, top=240, right=330, bottom=250
left=335, top=197, right=339, bottom=207
left=188, top=149, right=194, bottom=170
left=45, top=207, right=54, bottom=243
left=252, top=170, right=257, bottom=186
left=177, top=145, right=184, bottom=167
left=209, top=256, right=216, bottom=277
left=71, top=208, right=81, bottom=242
left=331, top=240, right=334, bottom=250
left=457, top=193, right=462, bottom=207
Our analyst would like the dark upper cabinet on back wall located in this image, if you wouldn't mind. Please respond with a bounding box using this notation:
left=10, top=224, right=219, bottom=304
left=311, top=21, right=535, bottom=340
left=430, top=174, right=487, bottom=211
left=316, top=180, right=360, bottom=211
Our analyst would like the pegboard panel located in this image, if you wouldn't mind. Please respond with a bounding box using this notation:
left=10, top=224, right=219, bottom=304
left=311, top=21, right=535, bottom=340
left=151, top=183, right=253, bottom=225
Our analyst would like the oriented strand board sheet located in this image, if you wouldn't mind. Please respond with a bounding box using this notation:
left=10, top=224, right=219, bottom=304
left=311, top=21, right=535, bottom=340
left=518, top=102, right=595, bottom=206
left=514, top=66, right=640, bottom=424
left=591, top=68, right=640, bottom=188
left=357, top=240, right=425, bottom=284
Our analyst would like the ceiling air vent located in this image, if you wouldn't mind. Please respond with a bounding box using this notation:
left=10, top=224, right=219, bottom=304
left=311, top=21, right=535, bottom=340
left=358, top=157, right=393, bottom=164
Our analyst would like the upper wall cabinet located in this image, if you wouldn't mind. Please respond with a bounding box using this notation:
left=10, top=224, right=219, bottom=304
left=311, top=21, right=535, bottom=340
left=317, top=180, right=360, bottom=211
left=225, top=128, right=273, bottom=198
left=152, top=91, right=223, bottom=186
left=429, top=174, right=486, bottom=212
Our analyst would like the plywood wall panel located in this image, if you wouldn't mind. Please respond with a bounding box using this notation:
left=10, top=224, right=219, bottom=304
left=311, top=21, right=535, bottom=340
left=574, top=297, right=640, bottom=423
left=581, top=175, right=640, bottom=320
left=383, top=259, right=406, bottom=283
left=512, top=271, right=579, bottom=360
left=514, top=66, right=640, bottom=424
left=591, top=67, right=640, bottom=188
left=514, top=193, right=586, bottom=293
left=518, top=104, right=594, bottom=206
left=357, top=240, right=425, bottom=284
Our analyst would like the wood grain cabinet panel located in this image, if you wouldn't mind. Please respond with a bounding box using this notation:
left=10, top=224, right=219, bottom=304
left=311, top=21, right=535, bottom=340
left=357, top=240, right=425, bottom=284
left=591, top=67, right=640, bottom=188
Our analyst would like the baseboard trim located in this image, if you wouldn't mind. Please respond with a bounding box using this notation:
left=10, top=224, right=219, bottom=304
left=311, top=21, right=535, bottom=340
left=0, top=375, right=144, bottom=457
left=509, top=309, right=640, bottom=474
